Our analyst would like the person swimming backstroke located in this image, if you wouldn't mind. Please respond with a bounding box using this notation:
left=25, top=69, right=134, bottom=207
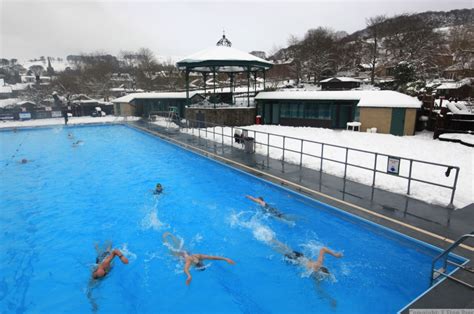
left=162, top=232, right=235, bottom=285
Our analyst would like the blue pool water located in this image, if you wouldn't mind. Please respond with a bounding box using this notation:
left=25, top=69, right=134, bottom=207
left=0, top=124, right=466, bottom=313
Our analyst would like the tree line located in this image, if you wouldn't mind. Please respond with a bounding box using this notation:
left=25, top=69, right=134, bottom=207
left=272, top=10, right=473, bottom=90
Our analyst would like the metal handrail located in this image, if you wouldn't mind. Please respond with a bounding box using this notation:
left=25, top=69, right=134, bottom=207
left=145, top=113, right=461, bottom=207
left=430, top=232, right=474, bottom=286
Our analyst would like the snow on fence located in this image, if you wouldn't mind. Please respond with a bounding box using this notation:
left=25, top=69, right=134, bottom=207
left=149, top=116, right=463, bottom=208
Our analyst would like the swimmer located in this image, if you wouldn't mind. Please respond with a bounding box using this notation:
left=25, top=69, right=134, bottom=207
left=92, top=242, right=128, bottom=279
left=270, top=239, right=342, bottom=275
left=154, top=183, right=163, bottom=194
left=162, top=232, right=235, bottom=285
left=72, top=140, right=84, bottom=147
left=245, top=195, right=288, bottom=220
left=68, top=133, right=74, bottom=139
left=20, top=158, right=28, bottom=164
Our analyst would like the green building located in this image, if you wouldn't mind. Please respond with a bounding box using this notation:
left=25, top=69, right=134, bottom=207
left=255, top=90, right=421, bottom=135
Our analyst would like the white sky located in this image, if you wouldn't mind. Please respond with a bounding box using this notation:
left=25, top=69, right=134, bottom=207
left=0, top=0, right=471, bottom=61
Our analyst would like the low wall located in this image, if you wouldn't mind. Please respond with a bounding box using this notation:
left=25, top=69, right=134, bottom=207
left=185, top=107, right=256, bottom=126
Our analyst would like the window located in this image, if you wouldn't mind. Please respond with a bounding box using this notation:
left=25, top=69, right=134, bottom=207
left=319, top=104, right=331, bottom=119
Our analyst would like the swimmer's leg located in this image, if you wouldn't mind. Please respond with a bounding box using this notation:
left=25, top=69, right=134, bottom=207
left=163, top=232, right=184, bottom=253
left=270, top=239, right=292, bottom=255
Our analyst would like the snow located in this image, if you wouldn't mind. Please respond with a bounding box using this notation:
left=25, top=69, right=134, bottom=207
left=21, top=59, right=72, bottom=72
left=436, top=78, right=471, bottom=90
left=177, top=45, right=272, bottom=72
left=178, top=45, right=272, bottom=65
left=0, top=116, right=139, bottom=128
left=0, top=86, right=13, bottom=94
left=180, top=124, right=472, bottom=208
left=255, top=90, right=421, bottom=108
left=439, top=133, right=474, bottom=146
left=112, top=91, right=201, bottom=103
left=319, top=77, right=361, bottom=83
left=0, top=98, right=21, bottom=108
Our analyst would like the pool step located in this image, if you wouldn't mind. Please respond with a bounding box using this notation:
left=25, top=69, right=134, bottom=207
left=433, top=268, right=474, bottom=290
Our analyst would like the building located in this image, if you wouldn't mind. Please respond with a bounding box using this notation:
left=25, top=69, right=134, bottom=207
left=0, top=85, right=13, bottom=99
left=255, top=90, right=421, bottom=135
left=319, top=77, right=361, bottom=90
left=112, top=91, right=204, bottom=117
left=435, top=79, right=473, bottom=100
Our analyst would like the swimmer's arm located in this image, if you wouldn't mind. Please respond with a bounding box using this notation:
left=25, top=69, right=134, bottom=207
left=245, top=195, right=265, bottom=206
left=196, top=254, right=235, bottom=264
left=107, top=249, right=129, bottom=264
left=184, top=260, right=192, bottom=285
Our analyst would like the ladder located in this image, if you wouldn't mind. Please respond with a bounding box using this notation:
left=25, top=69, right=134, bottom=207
left=430, top=232, right=474, bottom=289
left=166, top=107, right=178, bottom=128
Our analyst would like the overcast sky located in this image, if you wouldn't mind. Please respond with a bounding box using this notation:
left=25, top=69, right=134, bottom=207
left=0, top=0, right=471, bottom=61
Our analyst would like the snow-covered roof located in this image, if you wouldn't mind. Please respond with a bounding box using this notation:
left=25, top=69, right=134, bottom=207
left=112, top=91, right=201, bottom=103
left=0, top=86, right=13, bottom=94
left=436, top=79, right=471, bottom=90
left=320, top=77, right=361, bottom=83
left=255, top=90, right=421, bottom=108
left=17, top=100, right=36, bottom=106
left=177, top=45, right=273, bottom=72
left=0, top=98, right=21, bottom=108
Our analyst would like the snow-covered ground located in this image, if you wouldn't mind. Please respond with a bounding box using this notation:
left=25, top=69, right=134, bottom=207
left=0, top=116, right=138, bottom=128
left=173, top=120, right=472, bottom=209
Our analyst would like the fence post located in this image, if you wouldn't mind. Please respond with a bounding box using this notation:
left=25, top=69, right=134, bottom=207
left=320, top=143, right=324, bottom=172
left=449, top=167, right=460, bottom=208
left=267, top=133, right=270, bottom=159
left=231, top=126, right=233, bottom=147
left=213, top=126, right=215, bottom=140
left=282, top=136, right=286, bottom=163
left=372, top=153, right=378, bottom=187
left=221, top=126, right=224, bottom=147
left=407, top=160, right=413, bottom=195
left=299, top=139, right=303, bottom=168
left=344, top=148, right=349, bottom=180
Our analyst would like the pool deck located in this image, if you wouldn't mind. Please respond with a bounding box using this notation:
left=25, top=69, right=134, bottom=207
left=129, top=120, right=474, bottom=311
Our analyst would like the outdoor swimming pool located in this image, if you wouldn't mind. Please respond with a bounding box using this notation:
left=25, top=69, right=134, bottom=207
left=0, top=124, right=466, bottom=313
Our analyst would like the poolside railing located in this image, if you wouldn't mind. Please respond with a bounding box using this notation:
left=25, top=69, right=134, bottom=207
left=141, top=113, right=460, bottom=208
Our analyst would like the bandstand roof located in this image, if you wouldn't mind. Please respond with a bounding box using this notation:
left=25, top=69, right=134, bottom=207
left=176, top=45, right=273, bottom=73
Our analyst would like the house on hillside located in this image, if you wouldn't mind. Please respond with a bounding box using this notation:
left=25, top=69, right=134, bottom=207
left=435, top=79, right=473, bottom=100
left=0, top=85, right=13, bottom=99
left=255, top=90, right=421, bottom=135
left=319, top=77, right=361, bottom=90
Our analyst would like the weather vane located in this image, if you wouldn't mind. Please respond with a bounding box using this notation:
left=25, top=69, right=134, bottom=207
left=216, top=30, right=232, bottom=47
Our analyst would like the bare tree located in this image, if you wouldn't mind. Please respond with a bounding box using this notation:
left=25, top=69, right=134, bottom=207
left=366, top=15, right=387, bottom=84
left=301, top=27, right=337, bottom=83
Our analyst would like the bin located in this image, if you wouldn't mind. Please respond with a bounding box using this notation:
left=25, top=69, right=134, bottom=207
left=255, top=115, right=262, bottom=124
left=243, top=137, right=255, bottom=153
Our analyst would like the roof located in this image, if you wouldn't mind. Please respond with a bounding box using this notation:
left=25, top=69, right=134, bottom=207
left=436, top=79, right=471, bottom=90
left=255, top=90, right=421, bottom=108
left=319, top=77, right=361, bottom=83
left=112, top=91, right=201, bottom=103
left=0, top=86, right=13, bottom=94
left=176, top=45, right=273, bottom=72
left=0, top=98, right=20, bottom=108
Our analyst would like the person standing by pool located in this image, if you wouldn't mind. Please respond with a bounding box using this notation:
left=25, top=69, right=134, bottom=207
left=63, top=109, right=69, bottom=125
left=162, top=232, right=236, bottom=285
left=245, top=195, right=289, bottom=221
left=92, top=242, right=129, bottom=279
